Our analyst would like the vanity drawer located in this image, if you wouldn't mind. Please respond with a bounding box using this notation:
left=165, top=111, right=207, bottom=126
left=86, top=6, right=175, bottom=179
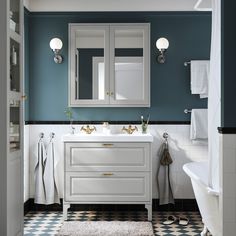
left=65, top=142, right=150, bottom=172
left=65, top=172, right=150, bottom=202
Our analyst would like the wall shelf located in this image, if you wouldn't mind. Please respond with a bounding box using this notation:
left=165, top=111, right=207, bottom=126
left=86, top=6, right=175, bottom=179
left=9, top=29, right=21, bottom=43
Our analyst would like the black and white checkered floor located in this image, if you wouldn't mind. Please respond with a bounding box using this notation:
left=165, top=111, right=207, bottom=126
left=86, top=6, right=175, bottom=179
left=24, top=211, right=204, bottom=235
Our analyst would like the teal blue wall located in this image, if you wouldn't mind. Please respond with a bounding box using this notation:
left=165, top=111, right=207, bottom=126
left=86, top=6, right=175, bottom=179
left=25, top=12, right=211, bottom=121
left=24, top=9, right=30, bottom=121
left=221, top=1, right=236, bottom=127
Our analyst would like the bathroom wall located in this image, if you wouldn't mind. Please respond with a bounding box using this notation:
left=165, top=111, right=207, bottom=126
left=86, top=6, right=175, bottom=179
left=24, top=11, right=211, bottom=203
left=24, top=125, right=30, bottom=202
left=221, top=1, right=236, bottom=128
left=219, top=133, right=236, bottom=235
left=24, top=11, right=211, bottom=121
left=24, top=9, right=30, bottom=121
left=26, top=124, right=208, bottom=200
left=220, top=2, right=236, bottom=235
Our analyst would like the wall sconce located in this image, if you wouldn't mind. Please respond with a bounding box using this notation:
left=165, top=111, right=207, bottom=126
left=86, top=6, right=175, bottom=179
left=49, top=38, right=63, bottom=64
left=156, top=37, right=169, bottom=64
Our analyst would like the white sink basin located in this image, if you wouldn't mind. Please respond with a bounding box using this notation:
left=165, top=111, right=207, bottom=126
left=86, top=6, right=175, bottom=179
left=62, top=132, right=153, bottom=142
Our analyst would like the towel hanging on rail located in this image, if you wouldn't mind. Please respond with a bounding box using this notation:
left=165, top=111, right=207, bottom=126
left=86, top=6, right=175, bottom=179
left=190, top=109, right=208, bottom=140
left=157, top=134, right=174, bottom=205
left=44, top=134, right=60, bottom=204
left=34, top=135, right=47, bottom=204
left=190, top=60, right=210, bottom=98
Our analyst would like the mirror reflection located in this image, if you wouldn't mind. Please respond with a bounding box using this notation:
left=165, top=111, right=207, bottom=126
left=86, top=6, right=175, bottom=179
left=114, top=29, right=144, bottom=100
left=75, top=28, right=144, bottom=101
left=76, top=30, right=105, bottom=100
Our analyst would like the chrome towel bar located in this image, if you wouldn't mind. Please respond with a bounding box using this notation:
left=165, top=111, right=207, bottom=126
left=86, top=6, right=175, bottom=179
left=184, top=109, right=192, bottom=114
left=184, top=61, right=191, bottom=66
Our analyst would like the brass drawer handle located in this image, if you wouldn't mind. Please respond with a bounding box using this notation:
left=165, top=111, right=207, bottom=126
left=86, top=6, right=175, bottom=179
left=102, top=173, right=114, bottom=176
left=102, top=143, right=113, bottom=147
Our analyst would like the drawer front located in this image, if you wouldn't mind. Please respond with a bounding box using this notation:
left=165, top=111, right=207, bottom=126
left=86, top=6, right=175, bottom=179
left=65, top=172, right=150, bottom=202
left=65, top=143, right=150, bottom=172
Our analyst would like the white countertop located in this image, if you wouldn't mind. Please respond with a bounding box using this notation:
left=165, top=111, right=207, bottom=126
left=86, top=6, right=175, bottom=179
left=62, top=132, right=153, bottom=142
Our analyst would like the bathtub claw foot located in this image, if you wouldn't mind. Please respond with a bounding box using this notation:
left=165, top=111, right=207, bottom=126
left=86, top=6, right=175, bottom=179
left=200, top=225, right=209, bottom=236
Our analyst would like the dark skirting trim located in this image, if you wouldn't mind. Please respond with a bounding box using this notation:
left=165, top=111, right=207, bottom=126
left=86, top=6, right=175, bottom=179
left=24, top=199, right=199, bottom=215
left=25, top=121, right=190, bottom=125
left=24, top=199, right=32, bottom=216
left=218, top=127, right=236, bottom=134
left=27, top=11, right=211, bottom=17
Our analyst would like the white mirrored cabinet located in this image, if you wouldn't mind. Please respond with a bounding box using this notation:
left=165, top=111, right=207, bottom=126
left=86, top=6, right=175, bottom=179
left=69, top=23, right=150, bottom=107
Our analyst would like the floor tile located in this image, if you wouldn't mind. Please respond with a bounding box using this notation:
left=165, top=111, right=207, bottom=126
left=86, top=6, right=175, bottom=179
left=24, top=211, right=204, bottom=236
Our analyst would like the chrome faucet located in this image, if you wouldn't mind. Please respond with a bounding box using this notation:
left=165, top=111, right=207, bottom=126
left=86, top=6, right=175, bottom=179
left=122, top=125, right=138, bottom=134
left=80, top=125, right=96, bottom=134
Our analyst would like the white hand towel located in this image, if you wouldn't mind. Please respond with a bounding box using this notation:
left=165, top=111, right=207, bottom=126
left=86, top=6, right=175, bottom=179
left=44, top=139, right=60, bottom=204
left=190, top=109, right=208, bottom=140
left=191, top=60, right=210, bottom=98
left=34, top=140, right=47, bottom=204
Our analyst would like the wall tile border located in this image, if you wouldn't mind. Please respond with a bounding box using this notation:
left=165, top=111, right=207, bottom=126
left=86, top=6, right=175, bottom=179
left=25, top=121, right=191, bottom=125
left=218, top=127, right=236, bottom=134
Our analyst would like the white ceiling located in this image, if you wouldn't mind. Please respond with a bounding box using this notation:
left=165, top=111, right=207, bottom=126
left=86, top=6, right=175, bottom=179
left=24, top=0, right=212, bottom=12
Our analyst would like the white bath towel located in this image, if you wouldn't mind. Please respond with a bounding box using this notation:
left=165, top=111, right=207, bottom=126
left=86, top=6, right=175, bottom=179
left=44, top=139, right=60, bottom=204
left=190, top=109, right=208, bottom=140
left=191, top=60, right=210, bottom=98
left=34, top=140, right=47, bottom=204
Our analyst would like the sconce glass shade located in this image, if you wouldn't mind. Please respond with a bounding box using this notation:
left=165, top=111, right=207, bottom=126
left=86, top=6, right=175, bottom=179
left=49, top=38, right=63, bottom=50
left=49, top=38, right=63, bottom=64
left=156, top=37, right=169, bottom=50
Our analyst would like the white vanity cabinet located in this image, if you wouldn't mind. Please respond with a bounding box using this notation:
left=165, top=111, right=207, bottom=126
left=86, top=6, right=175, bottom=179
left=63, top=135, right=153, bottom=221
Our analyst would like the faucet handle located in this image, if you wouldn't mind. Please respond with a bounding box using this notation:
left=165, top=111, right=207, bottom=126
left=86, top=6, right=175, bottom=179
left=122, top=125, right=138, bottom=134
left=80, top=125, right=96, bottom=134
left=129, top=125, right=138, bottom=131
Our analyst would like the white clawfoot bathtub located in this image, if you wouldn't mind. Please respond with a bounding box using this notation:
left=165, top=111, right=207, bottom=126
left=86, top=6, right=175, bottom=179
left=183, top=161, right=221, bottom=236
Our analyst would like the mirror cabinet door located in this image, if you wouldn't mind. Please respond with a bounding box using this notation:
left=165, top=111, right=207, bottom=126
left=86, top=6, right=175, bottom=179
left=69, top=24, right=150, bottom=107
left=110, top=25, right=150, bottom=106
left=69, top=25, right=109, bottom=106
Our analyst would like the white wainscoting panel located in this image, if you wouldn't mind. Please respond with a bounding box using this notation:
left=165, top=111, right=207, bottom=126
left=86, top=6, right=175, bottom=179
left=24, top=125, right=30, bottom=202
left=220, top=133, right=236, bottom=236
left=25, top=124, right=208, bottom=200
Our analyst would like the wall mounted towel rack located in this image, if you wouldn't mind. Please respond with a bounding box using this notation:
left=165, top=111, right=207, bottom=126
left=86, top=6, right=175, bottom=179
left=163, top=132, right=169, bottom=145
left=39, top=132, right=44, bottom=142
left=184, top=61, right=191, bottom=66
left=184, top=109, right=192, bottom=114
left=49, top=132, right=55, bottom=141
left=163, top=132, right=169, bottom=140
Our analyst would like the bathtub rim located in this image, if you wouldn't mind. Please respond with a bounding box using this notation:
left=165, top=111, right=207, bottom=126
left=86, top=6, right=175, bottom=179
left=183, top=161, right=219, bottom=196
